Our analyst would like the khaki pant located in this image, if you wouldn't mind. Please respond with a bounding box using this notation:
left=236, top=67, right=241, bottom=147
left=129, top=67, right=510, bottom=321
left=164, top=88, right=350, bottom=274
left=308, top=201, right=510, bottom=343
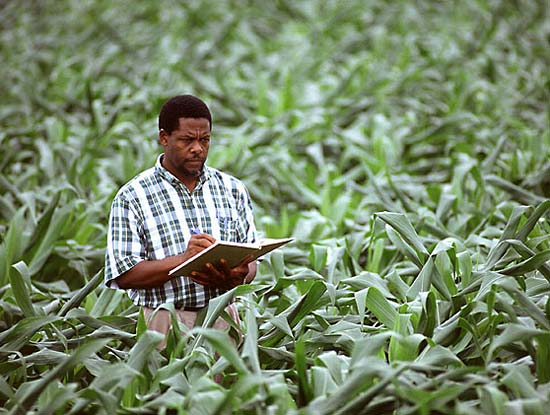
left=143, top=303, right=242, bottom=349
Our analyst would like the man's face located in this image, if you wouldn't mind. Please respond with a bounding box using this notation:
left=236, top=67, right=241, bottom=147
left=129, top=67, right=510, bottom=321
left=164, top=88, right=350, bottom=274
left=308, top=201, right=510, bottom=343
left=160, top=117, right=211, bottom=183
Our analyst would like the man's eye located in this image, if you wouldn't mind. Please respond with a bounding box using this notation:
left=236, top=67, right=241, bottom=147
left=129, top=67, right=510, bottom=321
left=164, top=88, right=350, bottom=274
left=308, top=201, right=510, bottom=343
left=201, top=138, right=210, bottom=144
left=181, top=138, right=193, bottom=145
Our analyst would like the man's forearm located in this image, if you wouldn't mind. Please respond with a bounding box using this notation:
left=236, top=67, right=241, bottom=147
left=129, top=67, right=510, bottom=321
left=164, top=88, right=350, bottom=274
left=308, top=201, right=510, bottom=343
left=117, top=253, right=257, bottom=289
left=115, top=255, right=185, bottom=289
left=244, top=261, right=257, bottom=284
left=116, top=234, right=216, bottom=289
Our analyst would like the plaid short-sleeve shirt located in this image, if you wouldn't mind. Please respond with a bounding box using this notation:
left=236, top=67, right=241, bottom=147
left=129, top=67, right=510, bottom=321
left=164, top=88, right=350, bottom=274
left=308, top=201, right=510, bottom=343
left=104, top=155, right=257, bottom=308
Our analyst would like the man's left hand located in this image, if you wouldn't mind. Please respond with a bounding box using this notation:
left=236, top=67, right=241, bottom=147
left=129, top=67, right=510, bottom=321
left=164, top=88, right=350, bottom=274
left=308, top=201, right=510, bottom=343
left=190, top=255, right=253, bottom=290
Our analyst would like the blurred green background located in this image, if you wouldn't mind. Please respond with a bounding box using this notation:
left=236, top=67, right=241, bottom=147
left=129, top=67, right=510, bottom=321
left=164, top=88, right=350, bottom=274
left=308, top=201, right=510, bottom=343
left=1, top=1, right=550, bottom=413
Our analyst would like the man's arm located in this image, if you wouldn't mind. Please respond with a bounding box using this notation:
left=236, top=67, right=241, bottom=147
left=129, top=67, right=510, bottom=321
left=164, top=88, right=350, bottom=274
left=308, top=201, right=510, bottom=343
left=115, top=233, right=216, bottom=289
left=189, top=255, right=257, bottom=290
left=244, top=260, right=257, bottom=283
left=116, top=255, right=185, bottom=289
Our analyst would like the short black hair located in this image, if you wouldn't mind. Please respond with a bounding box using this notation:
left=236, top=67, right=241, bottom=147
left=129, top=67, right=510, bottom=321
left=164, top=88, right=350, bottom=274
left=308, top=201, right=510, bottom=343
left=158, top=94, right=212, bottom=133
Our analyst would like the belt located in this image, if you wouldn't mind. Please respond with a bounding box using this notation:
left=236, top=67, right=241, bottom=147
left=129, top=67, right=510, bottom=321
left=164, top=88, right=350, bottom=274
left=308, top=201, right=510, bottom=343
left=175, top=305, right=206, bottom=312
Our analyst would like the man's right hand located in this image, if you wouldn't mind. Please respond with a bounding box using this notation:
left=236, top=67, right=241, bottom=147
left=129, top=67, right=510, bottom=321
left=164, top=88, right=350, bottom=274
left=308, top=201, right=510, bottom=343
left=114, top=232, right=215, bottom=289
left=181, top=233, right=216, bottom=261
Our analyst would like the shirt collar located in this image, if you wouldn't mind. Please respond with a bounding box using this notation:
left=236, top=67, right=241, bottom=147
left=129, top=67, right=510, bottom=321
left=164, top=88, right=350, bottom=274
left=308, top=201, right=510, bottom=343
left=155, top=154, right=210, bottom=189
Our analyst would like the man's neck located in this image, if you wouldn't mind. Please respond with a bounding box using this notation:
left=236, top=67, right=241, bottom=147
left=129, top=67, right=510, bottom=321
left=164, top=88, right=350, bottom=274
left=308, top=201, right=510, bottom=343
left=181, top=176, right=199, bottom=193
left=160, top=155, right=202, bottom=192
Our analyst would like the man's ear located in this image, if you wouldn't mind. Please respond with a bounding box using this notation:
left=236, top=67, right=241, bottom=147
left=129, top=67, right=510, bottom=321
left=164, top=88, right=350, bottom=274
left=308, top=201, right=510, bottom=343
left=159, top=129, right=168, bottom=146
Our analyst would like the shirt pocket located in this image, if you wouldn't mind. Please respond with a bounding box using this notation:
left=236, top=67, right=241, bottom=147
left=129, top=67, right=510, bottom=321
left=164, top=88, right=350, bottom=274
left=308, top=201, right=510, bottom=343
left=217, top=214, right=240, bottom=242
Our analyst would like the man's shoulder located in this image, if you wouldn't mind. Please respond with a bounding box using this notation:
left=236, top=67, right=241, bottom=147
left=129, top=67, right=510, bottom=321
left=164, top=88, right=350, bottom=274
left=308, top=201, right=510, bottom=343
left=205, top=166, right=247, bottom=190
left=113, top=166, right=160, bottom=202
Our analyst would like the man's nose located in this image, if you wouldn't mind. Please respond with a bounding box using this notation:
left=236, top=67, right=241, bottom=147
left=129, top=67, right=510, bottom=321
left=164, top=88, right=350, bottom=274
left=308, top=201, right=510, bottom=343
left=189, top=139, right=202, bottom=153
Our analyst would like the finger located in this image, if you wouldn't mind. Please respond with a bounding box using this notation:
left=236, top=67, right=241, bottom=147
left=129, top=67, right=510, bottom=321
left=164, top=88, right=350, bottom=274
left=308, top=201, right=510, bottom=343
left=183, top=236, right=217, bottom=260
left=186, top=237, right=215, bottom=254
left=190, top=233, right=216, bottom=244
left=203, top=263, right=232, bottom=289
left=231, top=262, right=249, bottom=278
left=189, top=277, right=212, bottom=287
left=218, top=259, right=232, bottom=276
left=204, top=262, right=224, bottom=277
left=204, top=262, right=239, bottom=290
left=190, top=271, right=216, bottom=286
left=238, top=255, right=254, bottom=267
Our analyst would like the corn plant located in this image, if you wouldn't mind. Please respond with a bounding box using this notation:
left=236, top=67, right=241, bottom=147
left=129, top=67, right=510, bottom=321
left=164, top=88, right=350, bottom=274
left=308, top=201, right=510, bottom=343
left=1, top=0, right=549, bottom=413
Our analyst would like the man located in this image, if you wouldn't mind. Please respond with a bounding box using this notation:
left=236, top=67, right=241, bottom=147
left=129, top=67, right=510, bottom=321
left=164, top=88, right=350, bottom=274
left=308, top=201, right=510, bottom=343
left=105, top=94, right=257, bottom=345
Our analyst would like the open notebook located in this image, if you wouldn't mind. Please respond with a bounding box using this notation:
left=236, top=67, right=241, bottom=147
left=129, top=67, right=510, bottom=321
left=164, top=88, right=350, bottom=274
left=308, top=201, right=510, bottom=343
left=169, top=237, right=293, bottom=277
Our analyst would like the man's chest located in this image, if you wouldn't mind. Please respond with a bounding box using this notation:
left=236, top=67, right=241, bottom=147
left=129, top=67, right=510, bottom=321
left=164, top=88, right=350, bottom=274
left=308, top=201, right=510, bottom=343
left=138, top=185, right=242, bottom=258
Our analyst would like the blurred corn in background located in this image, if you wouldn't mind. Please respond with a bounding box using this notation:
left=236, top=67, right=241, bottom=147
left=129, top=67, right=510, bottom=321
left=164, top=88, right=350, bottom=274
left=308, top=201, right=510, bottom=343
left=0, top=1, right=549, bottom=413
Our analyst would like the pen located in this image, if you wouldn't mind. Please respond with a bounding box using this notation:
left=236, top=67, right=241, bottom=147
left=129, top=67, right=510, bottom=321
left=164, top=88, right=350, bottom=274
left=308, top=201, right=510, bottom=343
left=191, top=228, right=201, bottom=235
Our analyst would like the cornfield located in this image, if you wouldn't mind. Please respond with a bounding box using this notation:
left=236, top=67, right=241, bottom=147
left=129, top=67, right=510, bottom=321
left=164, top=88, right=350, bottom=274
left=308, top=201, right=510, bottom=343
left=1, top=0, right=549, bottom=413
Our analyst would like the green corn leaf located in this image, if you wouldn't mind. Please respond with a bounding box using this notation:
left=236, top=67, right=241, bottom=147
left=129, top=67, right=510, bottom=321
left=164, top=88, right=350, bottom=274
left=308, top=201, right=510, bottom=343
left=488, top=324, right=542, bottom=361
left=58, top=269, right=104, bottom=316
left=288, top=280, right=327, bottom=328
left=501, top=365, right=540, bottom=400
left=312, top=359, right=388, bottom=415
left=241, top=306, right=260, bottom=374
left=9, top=348, right=68, bottom=366
left=10, top=261, right=36, bottom=317
left=457, top=251, right=472, bottom=287
left=0, top=207, right=29, bottom=287
left=386, top=225, right=423, bottom=268
left=269, top=250, right=286, bottom=280
left=89, top=362, right=142, bottom=395
left=506, top=240, right=550, bottom=281
left=366, top=238, right=385, bottom=273
left=377, top=212, right=429, bottom=257
left=311, top=366, right=339, bottom=397
left=485, top=175, right=546, bottom=205
left=536, top=333, right=550, bottom=384
left=295, top=336, right=313, bottom=405
left=407, top=256, right=435, bottom=301
left=515, top=200, right=550, bottom=241
left=126, top=330, right=164, bottom=372
left=0, top=315, right=60, bottom=353
left=26, top=201, right=74, bottom=276
left=415, top=345, right=462, bottom=367
left=0, top=374, right=15, bottom=401
left=350, top=332, right=393, bottom=366
left=389, top=315, right=423, bottom=362
left=192, top=327, right=249, bottom=375
left=354, top=288, right=368, bottom=327
left=500, top=249, right=550, bottom=278
left=90, top=287, right=125, bottom=318
left=309, top=244, right=328, bottom=273
left=35, top=382, right=78, bottom=415
left=365, top=286, right=398, bottom=329
left=386, top=269, right=409, bottom=302
left=480, top=385, right=508, bottom=415
left=483, top=206, right=529, bottom=270
left=342, top=271, right=393, bottom=297
left=8, top=338, right=111, bottom=414
left=504, top=399, right=546, bottom=415
left=435, top=250, right=457, bottom=296
left=332, top=363, right=409, bottom=415
left=260, top=281, right=326, bottom=348
left=317, top=351, right=348, bottom=385
left=136, top=307, right=148, bottom=339
left=503, top=287, right=550, bottom=330
left=418, top=291, right=438, bottom=337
